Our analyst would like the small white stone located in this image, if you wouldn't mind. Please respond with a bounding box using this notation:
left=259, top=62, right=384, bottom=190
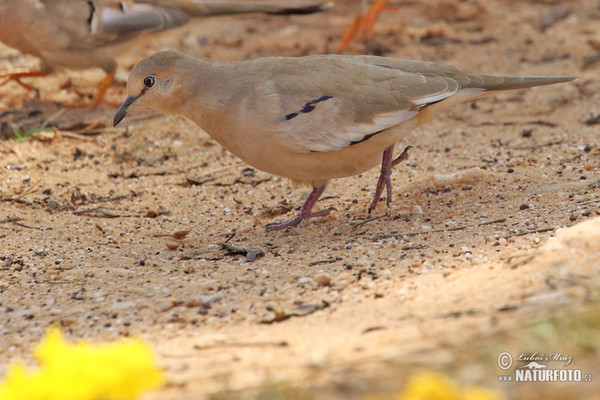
left=412, top=205, right=424, bottom=214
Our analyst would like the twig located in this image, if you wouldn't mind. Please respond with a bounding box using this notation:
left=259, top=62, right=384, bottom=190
left=42, top=108, right=65, bottom=128
left=260, top=300, right=330, bottom=324
left=351, top=214, right=389, bottom=229
left=73, top=207, right=121, bottom=218
left=577, top=199, right=600, bottom=206
left=308, top=257, right=342, bottom=266
left=0, top=108, right=41, bottom=120
left=476, top=119, right=559, bottom=128
left=10, top=179, right=41, bottom=205
left=373, top=217, right=507, bottom=240
left=193, top=340, right=288, bottom=351
left=53, top=128, right=94, bottom=141
left=108, top=169, right=169, bottom=179
left=0, top=216, right=42, bottom=230
left=79, top=117, right=105, bottom=134
left=0, top=216, right=21, bottom=225
left=495, top=226, right=556, bottom=239
left=12, top=221, right=43, bottom=230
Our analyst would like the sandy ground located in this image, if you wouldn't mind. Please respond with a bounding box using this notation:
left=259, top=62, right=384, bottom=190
left=1, top=0, right=599, bottom=398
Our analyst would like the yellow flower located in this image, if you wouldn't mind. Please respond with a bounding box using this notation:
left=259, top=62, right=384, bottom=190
left=0, top=328, right=164, bottom=400
left=397, top=370, right=504, bottom=400
left=399, top=370, right=460, bottom=400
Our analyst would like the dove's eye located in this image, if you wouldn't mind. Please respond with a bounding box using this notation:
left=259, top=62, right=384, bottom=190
left=143, top=75, right=155, bottom=88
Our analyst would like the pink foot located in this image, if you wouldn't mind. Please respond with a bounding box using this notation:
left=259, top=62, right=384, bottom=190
left=368, top=145, right=412, bottom=213
left=265, top=186, right=334, bottom=231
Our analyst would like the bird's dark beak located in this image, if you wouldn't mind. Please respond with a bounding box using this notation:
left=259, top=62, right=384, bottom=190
left=113, top=95, right=138, bottom=127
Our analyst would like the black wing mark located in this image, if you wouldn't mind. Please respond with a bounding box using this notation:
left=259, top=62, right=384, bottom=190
left=285, top=95, right=333, bottom=121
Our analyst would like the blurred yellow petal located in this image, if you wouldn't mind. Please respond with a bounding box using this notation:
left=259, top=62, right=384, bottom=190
left=0, top=328, right=164, bottom=400
left=399, top=370, right=459, bottom=400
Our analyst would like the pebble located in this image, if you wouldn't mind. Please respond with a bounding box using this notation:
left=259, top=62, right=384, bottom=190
left=569, top=214, right=578, bottom=222
left=166, top=241, right=180, bottom=250
left=412, top=205, right=424, bottom=214
left=201, top=295, right=222, bottom=308
left=315, top=274, right=332, bottom=287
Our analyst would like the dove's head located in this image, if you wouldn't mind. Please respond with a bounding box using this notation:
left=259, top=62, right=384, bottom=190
left=114, top=51, right=194, bottom=126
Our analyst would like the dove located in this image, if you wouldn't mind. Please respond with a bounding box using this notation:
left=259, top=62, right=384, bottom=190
left=113, top=51, right=574, bottom=230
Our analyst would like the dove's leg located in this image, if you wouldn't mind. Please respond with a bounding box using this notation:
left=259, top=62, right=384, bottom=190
left=0, top=69, right=46, bottom=96
left=91, top=70, right=116, bottom=106
left=66, top=71, right=117, bottom=108
left=0, top=69, right=117, bottom=107
left=337, top=0, right=390, bottom=52
left=265, top=185, right=334, bottom=231
left=369, top=145, right=412, bottom=213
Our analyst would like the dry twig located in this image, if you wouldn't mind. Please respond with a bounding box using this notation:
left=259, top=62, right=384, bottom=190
left=9, top=179, right=42, bottom=205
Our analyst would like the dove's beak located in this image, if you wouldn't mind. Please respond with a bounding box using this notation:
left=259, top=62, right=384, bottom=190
left=113, top=95, right=139, bottom=127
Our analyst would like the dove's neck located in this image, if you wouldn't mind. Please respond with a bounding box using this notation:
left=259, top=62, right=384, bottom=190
left=175, top=60, right=251, bottom=133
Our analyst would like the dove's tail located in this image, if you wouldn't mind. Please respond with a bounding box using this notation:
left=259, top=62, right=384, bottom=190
left=476, top=75, right=576, bottom=91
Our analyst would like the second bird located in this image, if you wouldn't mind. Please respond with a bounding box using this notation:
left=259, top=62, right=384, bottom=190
left=0, top=0, right=332, bottom=104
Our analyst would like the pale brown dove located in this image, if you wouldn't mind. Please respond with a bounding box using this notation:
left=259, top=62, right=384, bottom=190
left=113, top=51, right=574, bottom=230
left=0, top=0, right=333, bottom=104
